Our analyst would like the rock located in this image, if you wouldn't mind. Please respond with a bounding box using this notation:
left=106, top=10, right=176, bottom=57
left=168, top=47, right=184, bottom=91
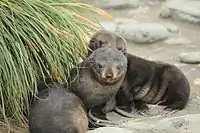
left=122, top=114, right=200, bottom=133
left=116, top=23, right=170, bottom=44
left=179, top=52, right=200, bottom=64
left=100, top=0, right=139, bottom=10
left=160, top=0, right=200, bottom=24
left=160, top=3, right=172, bottom=18
left=100, top=21, right=117, bottom=32
left=165, top=37, right=191, bottom=45
left=88, top=127, right=133, bottom=133
left=152, top=114, right=200, bottom=133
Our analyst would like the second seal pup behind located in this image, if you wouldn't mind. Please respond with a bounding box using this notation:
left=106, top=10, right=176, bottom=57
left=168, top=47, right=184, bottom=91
left=116, top=53, right=191, bottom=114
left=87, top=29, right=127, bottom=55
left=29, top=83, right=88, bottom=133
left=68, top=47, right=127, bottom=120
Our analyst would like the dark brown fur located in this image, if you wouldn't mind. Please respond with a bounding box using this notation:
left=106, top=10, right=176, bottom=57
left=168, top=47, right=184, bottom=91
left=87, top=29, right=127, bottom=56
left=68, top=47, right=127, bottom=122
left=29, top=84, right=88, bottom=133
left=116, top=53, right=190, bottom=113
left=86, top=30, right=190, bottom=121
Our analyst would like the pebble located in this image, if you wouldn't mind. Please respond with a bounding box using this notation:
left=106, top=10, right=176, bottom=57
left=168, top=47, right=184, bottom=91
left=193, top=78, right=200, bottom=85
left=160, top=0, right=200, bottom=24
left=147, top=0, right=160, bottom=6
left=116, top=22, right=170, bottom=44
left=114, top=18, right=138, bottom=25
left=128, top=6, right=150, bottom=17
left=100, top=0, right=139, bottom=10
left=162, top=23, right=179, bottom=33
left=179, top=52, right=200, bottom=64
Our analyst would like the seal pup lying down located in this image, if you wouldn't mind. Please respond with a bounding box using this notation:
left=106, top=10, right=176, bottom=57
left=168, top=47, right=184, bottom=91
left=29, top=83, right=88, bottom=133
left=68, top=47, right=127, bottom=126
left=87, top=30, right=190, bottom=117
left=116, top=53, right=191, bottom=115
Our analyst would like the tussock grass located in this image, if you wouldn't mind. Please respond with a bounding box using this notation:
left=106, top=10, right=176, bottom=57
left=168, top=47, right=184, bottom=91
left=0, top=0, right=111, bottom=128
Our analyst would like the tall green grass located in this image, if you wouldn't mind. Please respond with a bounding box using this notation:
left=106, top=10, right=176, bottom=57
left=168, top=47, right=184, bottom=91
left=0, top=0, right=112, bottom=128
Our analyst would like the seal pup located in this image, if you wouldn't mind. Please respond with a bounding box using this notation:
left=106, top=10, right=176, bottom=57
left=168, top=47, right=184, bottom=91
left=116, top=53, right=191, bottom=116
left=87, top=29, right=127, bottom=56
left=68, top=47, right=127, bottom=126
left=86, top=30, right=190, bottom=116
left=29, top=83, right=88, bottom=133
left=86, top=30, right=150, bottom=118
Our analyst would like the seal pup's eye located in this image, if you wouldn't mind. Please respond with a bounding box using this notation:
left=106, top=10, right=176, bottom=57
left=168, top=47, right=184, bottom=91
left=99, top=40, right=103, bottom=47
left=116, top=65, right=122, bottom=70
left=116, top=43, right=123, bottom=51
left=98, top=64, right=104, bottom=69
left=118, top=46, right=122, bottom=50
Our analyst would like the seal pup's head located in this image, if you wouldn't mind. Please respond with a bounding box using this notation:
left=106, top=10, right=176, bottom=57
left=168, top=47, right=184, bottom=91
left=87, top=47, right=127, bottom=84
left=88, top=30, right=127, bottom=55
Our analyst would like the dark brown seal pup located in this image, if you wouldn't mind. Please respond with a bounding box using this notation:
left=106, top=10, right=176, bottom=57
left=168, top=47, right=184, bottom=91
left=68, top=47, right=127, bottom=125
left=29, top=83, right=88, bottom=133
left=116, top=53, right=190, bottom=115
left=86, top=30, right=190, bottom=115
left=87, top=29, right=127, bottom=55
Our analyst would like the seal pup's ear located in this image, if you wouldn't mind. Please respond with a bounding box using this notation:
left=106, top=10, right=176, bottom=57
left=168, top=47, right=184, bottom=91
left=116, top=34, right=128, bottom=55
left=88, top=38, right=103, bottom=52
left=87, top=39, right=96, bottom=56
